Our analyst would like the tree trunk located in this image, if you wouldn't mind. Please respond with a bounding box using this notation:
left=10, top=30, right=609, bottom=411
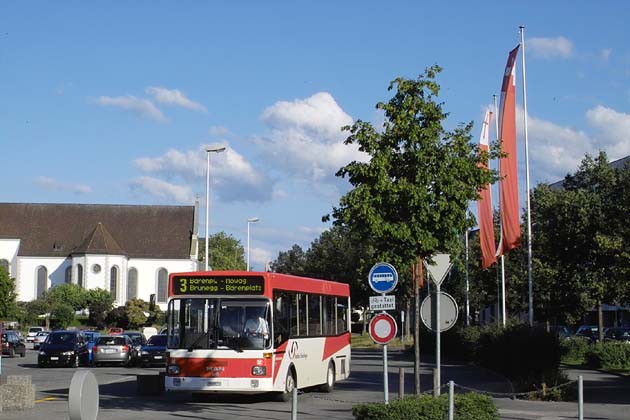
left=362, top=307, right=367, bottom=335
left=598, top=301, right=604, bottom=342
left=406, top=301, right=411, bottom=341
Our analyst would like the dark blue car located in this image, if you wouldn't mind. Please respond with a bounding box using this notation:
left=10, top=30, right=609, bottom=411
left=140, top=334, right=167, bottom=367
left=83, top=331, right=101, bottom=364
left=38, top=330, right=89, bottom=368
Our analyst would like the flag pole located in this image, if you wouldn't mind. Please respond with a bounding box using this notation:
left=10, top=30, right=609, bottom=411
left=520, top=25, right=534, bottom=327
left=493, top=95, right=507, bottom=327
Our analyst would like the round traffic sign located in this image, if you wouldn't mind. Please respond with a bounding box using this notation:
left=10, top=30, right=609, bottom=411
left=369, top=313, right=398, bottom=345
left=420, top=292, right=459, bottom=332
left=368, top=262, right=398, bottom=294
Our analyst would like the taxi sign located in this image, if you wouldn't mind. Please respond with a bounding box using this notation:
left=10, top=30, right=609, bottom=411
left=368, top=262, right=398, bottom=294
left=369, top=313, right=398, bottom=345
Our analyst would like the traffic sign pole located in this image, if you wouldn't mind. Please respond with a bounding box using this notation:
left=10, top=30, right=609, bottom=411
left=436, top=282, right=441, bottom=395
left=383, top=341, right=389, bottom=404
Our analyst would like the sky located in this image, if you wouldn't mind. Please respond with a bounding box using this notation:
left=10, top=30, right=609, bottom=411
left=1, top=1, right=629, bottom=270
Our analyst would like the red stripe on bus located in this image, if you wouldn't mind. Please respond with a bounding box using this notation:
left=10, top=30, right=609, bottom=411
left=273, top=341, right=289, bottom=384
left=169, top=357, right=272, bottom=378
left=322, top=333, right=351, bottom=361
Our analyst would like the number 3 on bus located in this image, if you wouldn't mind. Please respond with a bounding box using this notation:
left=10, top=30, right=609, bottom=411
left=164, top=271, right=351, bottom=401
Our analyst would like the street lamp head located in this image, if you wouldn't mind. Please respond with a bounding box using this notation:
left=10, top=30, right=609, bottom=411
left=247, top=217, right=260, bottom=223
left=206, top=146, right=226, bottom=153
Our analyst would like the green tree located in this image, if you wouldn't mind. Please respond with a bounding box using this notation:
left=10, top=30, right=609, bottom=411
left=271, top=245, right=308, bottom=275
left=0, top=266, right=18, bottom=319
left=531, top=152, right=630, bottom=338
left=325, top=66, right=499, bottom=392
left=24, top=298, right=51, bottom=328
left=44, top=283, right=89, bottom=311
left=86, top=288, right=114, bottom=329
left=199, top=232, right=247, bottom=270
left=125, top=298, right=149, bottom=329
left=50, top=303, right=75, bottom=330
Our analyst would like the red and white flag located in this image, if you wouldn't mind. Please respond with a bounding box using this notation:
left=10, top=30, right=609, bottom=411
left=497, top=45, right=521, bottom=256
left=477, top=110, right=497, bottom=269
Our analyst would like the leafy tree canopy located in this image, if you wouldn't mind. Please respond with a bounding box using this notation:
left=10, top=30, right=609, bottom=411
left=199, top=232, right=247, bottom=270
left=325, top=65, right=499, bottom=270
left=0, top=266, right=18, bottom=319
left=44, top=283, right=88, bottom=311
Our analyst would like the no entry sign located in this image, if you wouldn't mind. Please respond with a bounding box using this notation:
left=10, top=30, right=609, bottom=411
left=369, top=313, right=398, bottom=345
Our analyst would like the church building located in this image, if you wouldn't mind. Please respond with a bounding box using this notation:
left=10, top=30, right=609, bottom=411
left=0, top=202, right=199, bottom=309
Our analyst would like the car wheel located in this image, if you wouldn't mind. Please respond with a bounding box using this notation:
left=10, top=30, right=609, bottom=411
left=73, top=353, right=80, bottom=368
left=8, top=347, right=15, bottom=358
left=278, top=369, right=296, bottom=402
left=320, top=361, right=335, bottom=393
left=20, top=348, right=26, bottom=357
left=38, top=361, right=45, bottom=368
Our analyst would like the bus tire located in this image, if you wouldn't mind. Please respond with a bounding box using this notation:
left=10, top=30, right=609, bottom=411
left=320, top=361, right=335, bottom=393
left=278, top=368, right=296, bottom=402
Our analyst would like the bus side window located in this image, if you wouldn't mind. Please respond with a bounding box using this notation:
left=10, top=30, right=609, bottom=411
left=273, top=291, right=291, bottom=347
left=308, top=295, right=322, bottom=336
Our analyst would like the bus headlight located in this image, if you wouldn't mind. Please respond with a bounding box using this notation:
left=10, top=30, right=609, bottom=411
left=251, top=366, right=266, bottom=376
left=167, top=365, right=180, bottom=375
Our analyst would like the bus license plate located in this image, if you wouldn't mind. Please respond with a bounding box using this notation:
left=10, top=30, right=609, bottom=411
left=207, top=381, right=221, bottom=387
left=50, top=357, right=59, bottom=361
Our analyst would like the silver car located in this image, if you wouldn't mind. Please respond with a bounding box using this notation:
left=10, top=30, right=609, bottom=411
left=92, top=335, right=132, bottom=366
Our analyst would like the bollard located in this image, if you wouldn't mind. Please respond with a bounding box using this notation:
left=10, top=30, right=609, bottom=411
left=398, top=367, right=405, bottom=399
left=68, top=370, right=99, bottom=420
left=578, top=375, right=583, bottom=420
left=448, top=381, right=454, bottom=420
left=291, top=386, right=297, bottom=420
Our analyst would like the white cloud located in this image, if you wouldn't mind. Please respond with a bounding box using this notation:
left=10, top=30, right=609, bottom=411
left=129, top=176, right=194, bottom=204
left=34, top=176, right=91, bottom=194
left=208, top=126, right=232, bottom=137
left=256, top=92, right=369, bottom=183
left=250, top=247, right=274, bottom=269
left=134, top=144, right=273, bottom=202
left=528, top=36, right=574, bottom=59
left=146, top=87, right=207, bottom=112
left=585, top=105, right=630, bottom=160
left=96, top=95, right=167, bottom=122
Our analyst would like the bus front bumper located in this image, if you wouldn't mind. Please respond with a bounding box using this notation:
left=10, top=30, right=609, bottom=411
left=165, top=376, right=275, bottom=393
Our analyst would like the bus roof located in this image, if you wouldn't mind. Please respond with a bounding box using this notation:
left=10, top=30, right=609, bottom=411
left=168, top=271, right=350, bottom=298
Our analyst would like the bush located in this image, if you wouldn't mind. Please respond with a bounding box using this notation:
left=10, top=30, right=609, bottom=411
left=50, top=303, right=75, bottom=330
left=560, top=337, right=590, bottom=365
left=353, top=393, right=497, bottom=420
left=586, top=342, right=630, bottom=370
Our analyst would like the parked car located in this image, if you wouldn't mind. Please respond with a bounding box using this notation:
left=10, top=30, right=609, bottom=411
left=141, top=327, right=158, bottom=341
left=93, top=335, right=133, bottom=366
left=575, top=325, right=599, bottom=341
left=2, top=330, right=26, bottom=357
left=549, top=325, right=573, bottom=339
left=26, top=326, right=44, bottom=343
left=33, top=331, right=50, bottom=350
left=140, top=334, right=167, bottom=367
left=604, top=327, right=630, bottom=342
left=37, top=330, right=89, bottom=367
left=159, top=327, right=167, bottom=335
left=82, top=331, right=101, bottom=364
left=124, top=332, right=146, bottom=364
left=108, top=327, right=124, bottom=335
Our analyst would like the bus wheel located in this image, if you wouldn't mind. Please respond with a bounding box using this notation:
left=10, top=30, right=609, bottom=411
left=278, top=369, right=296, bottom=402
left=320, top=361, right=335, bottom=393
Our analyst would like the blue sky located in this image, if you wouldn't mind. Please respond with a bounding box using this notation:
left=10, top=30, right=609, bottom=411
left=2, top=1, right=629, bottom=270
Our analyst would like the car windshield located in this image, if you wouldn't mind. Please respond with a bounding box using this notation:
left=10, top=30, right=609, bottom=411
left=97, top=336, right=126, bottom=345
left=167, top=298, right=271, bottom=351
left=48, top=332, right=77, bottom=345
left=147, top=335, right=167, bottom=346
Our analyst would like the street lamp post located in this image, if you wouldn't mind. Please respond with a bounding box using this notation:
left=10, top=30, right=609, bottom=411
left=205, top=146, right=226, bottom=271
left=247, top=217, right=260, bottom=271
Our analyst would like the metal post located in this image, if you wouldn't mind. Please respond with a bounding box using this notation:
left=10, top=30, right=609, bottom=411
left=448, top=381, right=454, bottom=420
left=204, top=151, right=210, bottom=271
left=383, top=344, right=389, bottom=404
left=520, top=25, right=534, bottom=327
left=291, top=386, right=298, bottom=420
left=578, top=375, right=583, bottom=420
left=435, top=283, right=441, bottom=396
left=398, top=367, right=405, bottom=399
left=247, top=219, right=250, bottom=271
left=465, top=231, right=470, bottom=327
left=501, top=255, right=506, bottom=326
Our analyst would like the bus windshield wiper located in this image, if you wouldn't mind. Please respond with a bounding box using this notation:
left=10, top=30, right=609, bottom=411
left=187, top=333, right=208, bottom=351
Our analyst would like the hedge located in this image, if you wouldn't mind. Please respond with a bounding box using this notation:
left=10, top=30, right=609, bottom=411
left=353, top=393, right=498, bottom=420
left=586, top=342, right=630, bottom=370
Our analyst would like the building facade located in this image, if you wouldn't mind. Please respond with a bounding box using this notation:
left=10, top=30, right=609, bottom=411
left=0, top=202, right=199, bottom=310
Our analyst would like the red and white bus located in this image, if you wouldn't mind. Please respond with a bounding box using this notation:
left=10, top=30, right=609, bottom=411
left=164, top=271, right=351, bottom=400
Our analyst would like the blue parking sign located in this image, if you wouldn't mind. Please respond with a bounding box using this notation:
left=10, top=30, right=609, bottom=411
left=368, top=262, right=398, bottom=294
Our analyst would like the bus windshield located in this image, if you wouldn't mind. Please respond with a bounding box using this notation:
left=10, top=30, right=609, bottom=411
left=167, top=298, right=271, bottom=351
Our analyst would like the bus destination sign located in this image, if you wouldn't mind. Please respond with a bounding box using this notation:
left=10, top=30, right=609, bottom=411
left=171, top=275, right=265, bottom=296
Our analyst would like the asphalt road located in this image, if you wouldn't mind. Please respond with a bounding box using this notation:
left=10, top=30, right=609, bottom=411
left=1, top=345, right=629, bottom=419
